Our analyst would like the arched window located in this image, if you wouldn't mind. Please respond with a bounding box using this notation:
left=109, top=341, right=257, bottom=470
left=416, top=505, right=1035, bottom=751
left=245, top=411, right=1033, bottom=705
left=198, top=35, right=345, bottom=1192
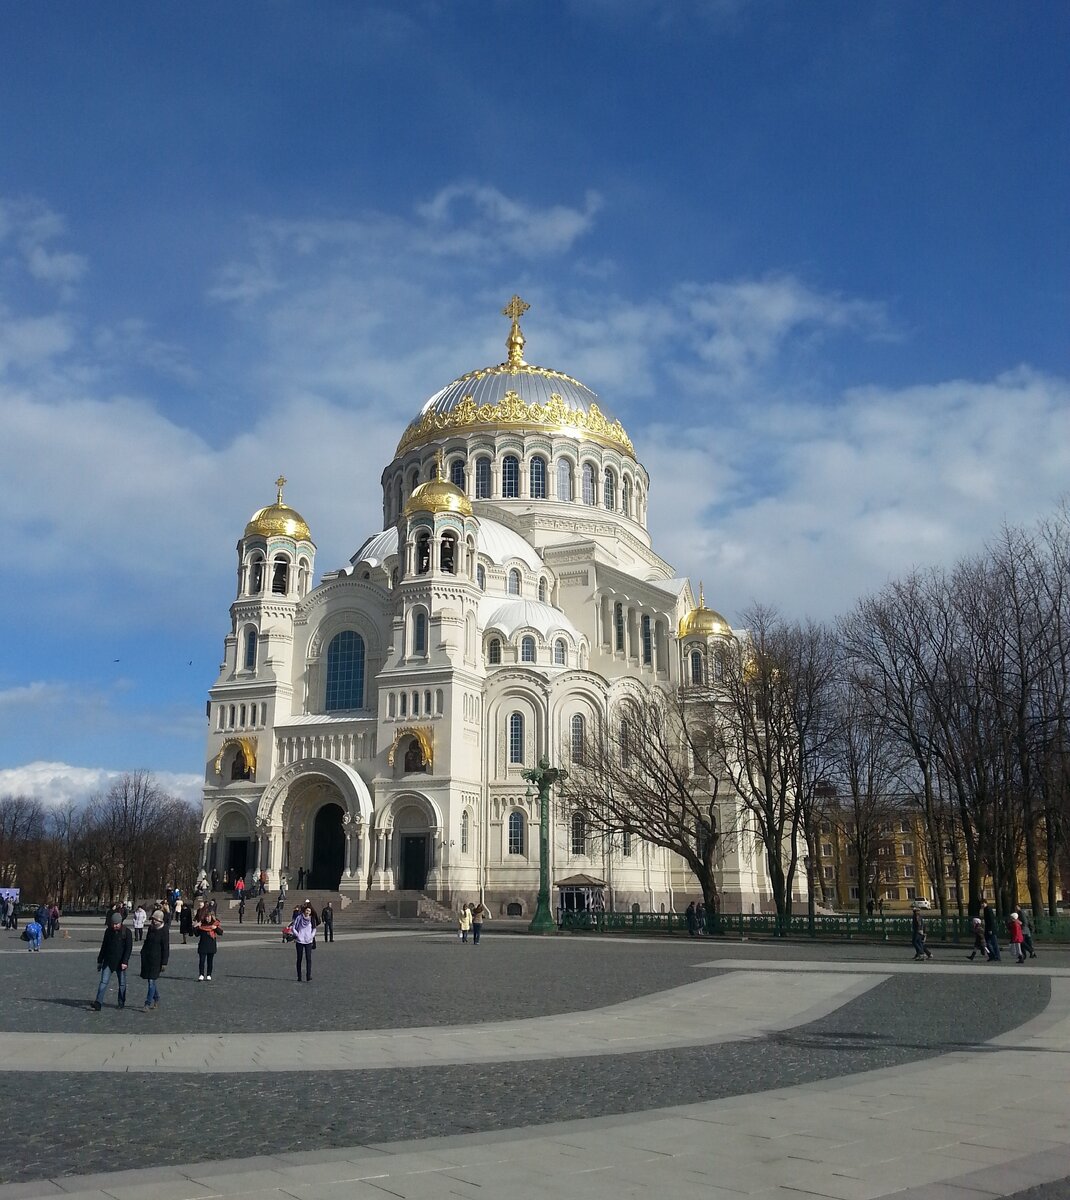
left=508, top=568, right=521, bottom=595
left=228, top=704, right=235, bottom=728
left=394, top=475, right=403, bottom=520
left=529, top=456, right=547, bottom=499
left=508, top=810, right=525, bottom=855
left=475, top=456, right=491, bottom=499
left=603, top=468, right=616, bottom=511
left=488, top=638, right=502, bottom=665
left=554, top=638, right=567, bottom=666
left=413, top=611, right=427, bottom=655
left=712, top=646, right=725, bottom=681
left=641, top=614, right=653, bottom=665
left=538, top=577, right=547, bottom=602
left=570, top=713, right=585, bottom=763
left=691, top=649, right=705, bottom=685
left=582, top=463, right=596, bottom=505
left=249, top=556, right=264, bottom=594
left=449, top=457, right=466, bottom=490
left=424, top=689, right=432, bottom=715
left=243, top=628, right=258, bottom=671
left=502, top=454, right=520, bottom=498
left=400, top=692, right=408, bottom=717
left=239, top=703, right=246, bottom=728
left=440, top=532, right=457, bottom=574
left=297, top=558, right=311, bottom=596
left=477, top=564, right=486, bottom=591
left=614, top=602, right=625, bottom=653
left=436, top=688, right=444, bottom=714
left=415, top=531, right=431, bottom=574
left=508, top=712, right=524, bottom=764
left=557, top=459, right=573, bottom=502
left=693, top=734, right=710, bottom=777
left=388, top=693, right=396, bottom=718
left=521, top=635, right=536, bottom=663
left=622, top=829, right=633, bottom=858
left=460, top=809, right=470, bottom=854
left=570, top=811, right=587, bottom=856
left=622, top=478, right=632, bottom=517
left=412, top=691, right=420, bottom=716
left=620, top=718, right=631, bottom=767
left=408, top=469, right=419, bottom=496
left=325, top=630, right=365, bottom=711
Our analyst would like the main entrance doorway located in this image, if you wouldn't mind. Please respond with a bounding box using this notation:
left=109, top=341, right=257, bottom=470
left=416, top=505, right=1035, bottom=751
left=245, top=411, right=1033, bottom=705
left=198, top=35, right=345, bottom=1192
left=399, top=834, right=428, bottom=890
left=309, top=803, right=345, bottom=889
left=226, top=838, right=250, bottom=887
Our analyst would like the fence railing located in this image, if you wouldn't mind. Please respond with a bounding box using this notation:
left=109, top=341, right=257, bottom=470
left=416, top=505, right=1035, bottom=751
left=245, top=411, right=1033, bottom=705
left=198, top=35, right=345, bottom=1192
left=557, top=909, right=1070, bottom=942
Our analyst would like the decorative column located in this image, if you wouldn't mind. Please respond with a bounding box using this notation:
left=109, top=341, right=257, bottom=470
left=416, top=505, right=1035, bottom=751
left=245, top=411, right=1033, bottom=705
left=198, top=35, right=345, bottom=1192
left=521, top=756, right=568, bottom=934
left=341, top=813, right=358, bottom=880
left=427, top=825, right=443, bottom=895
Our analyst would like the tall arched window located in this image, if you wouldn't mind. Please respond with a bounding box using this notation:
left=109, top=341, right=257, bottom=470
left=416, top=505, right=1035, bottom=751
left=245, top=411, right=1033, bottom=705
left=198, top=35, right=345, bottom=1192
left=488, top=638, right=502, bottom=665
left=413, top=611, right=427, bottom=655
left=557, top=459, right=573, bottom=502
left=502, top=454, right=520, bottom=498
left=620, top=718, right=631, bottom=767
left=570, top=713, right=585, bottom=763
left=622, top=478, right=632, bottom=517
left=399, top=692, right=408, bottom=717
left=325, top=630, right=365, bottom=711
left=508, top=568, right=522, bottom=595
left=394, top=476, right=403, bottom=520
left=570, top=811, right=587, bottom=856
left=529, top=456, right=547, bottom=499
left=622, top=829, right=633, bottom=857
left=614, top=602, right=625, bottom=652
left=691, top=649, right=704, bottom=685
left=249, top=555, right=264, bottom=594
left=641, top=614, right=653, bottom=665
left=477, top=564, right=486, bottom=591
left=554, top=638, right=567, bottom=666
left=508, top=712, right=524, bottom=764
left=243, top=628, right=257, bottom=671
left=582, top=463, right=596, bottom=505
left=475, top=457, right=491, bottom=499
left=508, top=810, right=525, bottom=855
left=415, top=531, right=431, bottom=574
left=603, top=468, right=617, bottom=511
left=538, top=577, right=548, bottom=602
left=449, top=457, right=466, bottom=489
left=272, top=555, right=290, bottom=594
left=460, top=809, right=470, bottom=854
left=521, top=635, right=536, bottom=663
left=693, top=734, right=710, bottom=776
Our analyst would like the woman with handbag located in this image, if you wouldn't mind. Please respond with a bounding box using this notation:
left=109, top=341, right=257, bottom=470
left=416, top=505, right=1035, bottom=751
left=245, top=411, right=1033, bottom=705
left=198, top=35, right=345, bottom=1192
left=292, top=902, right=316, bottom=982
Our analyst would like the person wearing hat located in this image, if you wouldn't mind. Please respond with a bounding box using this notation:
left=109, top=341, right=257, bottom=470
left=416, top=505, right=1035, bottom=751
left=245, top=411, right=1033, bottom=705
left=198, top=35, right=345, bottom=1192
left=139, top=909, right=170, bottom=1010
left=92, top=910, right=133, bottom=1010
left=1008, top=911, right=1025, bottom=963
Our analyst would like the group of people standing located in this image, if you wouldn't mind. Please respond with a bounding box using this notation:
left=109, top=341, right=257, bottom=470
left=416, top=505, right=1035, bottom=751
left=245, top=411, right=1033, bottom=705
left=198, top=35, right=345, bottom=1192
left=456, top=901, right=489, bottom=943
left=685, top=901, right=711, bottom=936
left=966, top=901, right=1038, bottom=964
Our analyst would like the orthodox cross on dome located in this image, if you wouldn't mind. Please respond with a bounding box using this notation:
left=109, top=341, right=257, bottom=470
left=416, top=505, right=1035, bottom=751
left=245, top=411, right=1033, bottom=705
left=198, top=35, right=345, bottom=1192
left=275, top=475, right=287, bottom=505
left=698, top=581, right=705, bottom=607
left=502, top=294, right=530, bottom=367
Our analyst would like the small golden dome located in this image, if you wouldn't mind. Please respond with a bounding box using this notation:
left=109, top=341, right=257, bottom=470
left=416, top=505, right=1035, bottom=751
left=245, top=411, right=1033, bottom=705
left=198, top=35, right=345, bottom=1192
left=679, top=584, right=731, bottom=639
left=403, top=453, right=474, bottom=519
left=244, top=476, right=312, bottom=542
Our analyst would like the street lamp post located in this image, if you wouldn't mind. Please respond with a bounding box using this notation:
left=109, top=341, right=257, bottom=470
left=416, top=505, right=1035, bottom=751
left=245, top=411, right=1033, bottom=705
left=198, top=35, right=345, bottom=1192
left=522, top=755, right=567, bottom=934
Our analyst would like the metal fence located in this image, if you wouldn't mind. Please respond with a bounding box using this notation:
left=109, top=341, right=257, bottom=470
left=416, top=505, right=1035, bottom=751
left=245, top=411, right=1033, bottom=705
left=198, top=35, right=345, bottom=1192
left=557, top=909, right=1070, bottom=942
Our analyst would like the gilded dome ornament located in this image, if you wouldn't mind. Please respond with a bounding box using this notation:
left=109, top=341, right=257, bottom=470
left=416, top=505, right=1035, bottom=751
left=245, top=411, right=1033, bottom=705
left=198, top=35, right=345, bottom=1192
left=403, top=452, right=474, bottom=519
left=679, top=583, right=731, bottom=639
left=244, top=475, right=313, bottom=541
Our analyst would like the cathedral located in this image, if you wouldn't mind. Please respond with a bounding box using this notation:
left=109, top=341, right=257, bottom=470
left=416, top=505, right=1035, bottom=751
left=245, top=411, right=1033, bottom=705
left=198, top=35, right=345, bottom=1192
left=201, top=298, right=775, bottom=915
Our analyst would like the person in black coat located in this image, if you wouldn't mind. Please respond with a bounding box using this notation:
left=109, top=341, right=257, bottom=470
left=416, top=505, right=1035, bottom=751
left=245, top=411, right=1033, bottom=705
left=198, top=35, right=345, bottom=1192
left=179, top=901, right=194, bottom=945
left=139, top=911, right=170, bottom=1010
left=92, top=912, right=133, bottom=1010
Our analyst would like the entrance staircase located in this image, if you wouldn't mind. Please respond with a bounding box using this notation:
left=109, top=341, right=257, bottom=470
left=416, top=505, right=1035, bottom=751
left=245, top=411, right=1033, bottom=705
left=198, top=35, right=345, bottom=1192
left=218, top=889, right=454, bottom=927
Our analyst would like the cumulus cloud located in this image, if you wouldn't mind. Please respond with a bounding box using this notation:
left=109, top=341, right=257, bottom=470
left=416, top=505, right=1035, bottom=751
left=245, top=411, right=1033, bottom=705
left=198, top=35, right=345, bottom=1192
left=0, top=761, right=202, bottom=808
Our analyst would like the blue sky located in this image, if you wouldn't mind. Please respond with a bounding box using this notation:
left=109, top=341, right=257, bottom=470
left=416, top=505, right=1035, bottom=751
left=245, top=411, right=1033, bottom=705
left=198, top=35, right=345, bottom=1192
left=1, top=1, right=1067, bottom=805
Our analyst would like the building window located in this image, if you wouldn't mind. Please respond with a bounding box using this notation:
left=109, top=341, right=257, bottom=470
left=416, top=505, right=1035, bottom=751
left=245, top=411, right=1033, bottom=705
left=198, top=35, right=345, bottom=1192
left=508, top=568, right=522, bottom=595
left=476, top=564, right=486, bottom=591
left=849, top=886, right=860, bottom=900
left=243, top=628, right=258, bottom=671
left=450, top=457, right=465, bottom=490
left=614, top=602, right=624, bottom=652
left=488, top=638, right=502, bottom=665
left=620, top=719, right=631, bottom=767
left=570, top=811, right=587, bottom=856
left=508, top=810, right=525, bottom=855
left=903, top=865, right=915, bottom=878
left=582, top=463, right=596, bottom=505
left=521, top=635, right=536, bottom=663
left=884, top=888, right=899, bottom=901
left=570, top=713, right=585, bottom=763
left=475, top=457, right=491, bottom=499
left=399, top=692, right=408, bottom=717
left=622, top=477, right=632, bottom=517
left=388, top=693, right=396, bottom=718
left=557, top=459, right=573, bottom=501
left=538, top=577, right=547, bottom=602
left=530, top=456, right=547, bottom=499
left=424, top=690, right=432, bottom=714
left=271, top=556, right=289, bottom=594
left=502, top=454, right=520, bottom=498
left=823, top=866, right=834, bottom=880
left=554, top=638, right=567, bottom=666
left=901, top=842, right=914, bottom=857
left=690, top=649, right=703, bottom=685
left=412, top=691, right=420, bottom=716
left=325, top=630, right=365, bottom=711
left=460, top=810, right=470, bottom=854
left=622, top=830, right=632, bottom=858
left=821, top=843, right=833, bottom=857
left=603, top=468, right=616, bottom=510
left=641, top=614, right=652, bottom=665
left=413, top=611, right=427, bottom=655
left=899, top=820, right=911, bottom=833
left=509, top=712, right=524, bottom=763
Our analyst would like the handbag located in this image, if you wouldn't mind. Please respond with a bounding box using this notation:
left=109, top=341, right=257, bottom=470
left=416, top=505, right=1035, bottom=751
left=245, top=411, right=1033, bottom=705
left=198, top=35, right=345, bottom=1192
left=282, top=925, right=295, bottom=943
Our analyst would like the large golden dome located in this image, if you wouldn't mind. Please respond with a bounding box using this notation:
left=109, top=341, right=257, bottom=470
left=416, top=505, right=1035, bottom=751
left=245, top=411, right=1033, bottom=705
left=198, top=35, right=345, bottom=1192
left=395, top=296, right=634, bottom=457
left=403, top=476, right=473, bottom=519
left=679, top=585, right=731, bottom=639
left=245, top=476, right=313, bottom=542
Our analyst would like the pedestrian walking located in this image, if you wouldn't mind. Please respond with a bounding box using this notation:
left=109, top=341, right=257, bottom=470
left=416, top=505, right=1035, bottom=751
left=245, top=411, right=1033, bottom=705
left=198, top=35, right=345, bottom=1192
left=23, top=918, right=43, bottom=951
left=458, top=904, right=471, bottom=943
left=911, top=905, right=932, bottom=960
left=238, top=897, right=246, bottom=924
left=292, top=902, right=316, bottom=981
left=48, top=903, right=60, bottom=938
left=132, top=904, right=147, bottom=942
left=139, top=910, right=169, bottom=1010
left=1008, top=911, right=1025, bottom=963
left=296, top=866, right=305, bottom=890
left=92, top=911, right=133, bottom=1010
left=7, top=897, right=17, bottom=930
left=695, top=901, right=706, bottom=935
left=179, top=899, right=194, bottom=944
left=256, top=896, right=266, bottom=925
left=470, top=900, right=488, bottom=944
left=196, top=910, right=223, bottom=980
left=1021, top=910, right=1037, bottom=958
left=320, top=902, right=334, bottom=942
left=967, top=917, right=989, bottom=961
left=234, top=876, right=245, bottom=902
left=34, top=903, right=49, bottom=939
left=258, top=870, right=267, bottom=896
left=982, top=899, right=1001, bottom=961
left=685, top=901, right=698, bottom=937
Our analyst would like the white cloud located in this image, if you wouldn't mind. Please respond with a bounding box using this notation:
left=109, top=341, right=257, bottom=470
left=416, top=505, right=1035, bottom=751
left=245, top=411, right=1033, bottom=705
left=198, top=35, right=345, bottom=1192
left=0, top=761, right=202, bottom=808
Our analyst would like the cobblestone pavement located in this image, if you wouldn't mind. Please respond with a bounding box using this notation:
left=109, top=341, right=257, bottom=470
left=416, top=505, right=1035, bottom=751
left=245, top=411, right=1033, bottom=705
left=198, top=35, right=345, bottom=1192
left=1, top=925, right=1066, bottom=1197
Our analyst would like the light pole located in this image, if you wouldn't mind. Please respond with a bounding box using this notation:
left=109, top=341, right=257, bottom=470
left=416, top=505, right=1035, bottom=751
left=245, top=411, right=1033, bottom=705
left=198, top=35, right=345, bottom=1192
left=522, top=755, right=567, bottom=934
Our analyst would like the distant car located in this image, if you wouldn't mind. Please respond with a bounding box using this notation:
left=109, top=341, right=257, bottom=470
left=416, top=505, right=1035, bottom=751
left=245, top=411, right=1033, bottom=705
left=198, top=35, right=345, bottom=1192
left=912, top=899, right=932, bottom=909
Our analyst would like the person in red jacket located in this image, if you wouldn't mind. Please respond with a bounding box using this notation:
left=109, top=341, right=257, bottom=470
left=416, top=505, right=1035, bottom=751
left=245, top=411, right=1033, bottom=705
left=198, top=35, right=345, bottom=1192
left=1008, top=911, right=1025, bottom=964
